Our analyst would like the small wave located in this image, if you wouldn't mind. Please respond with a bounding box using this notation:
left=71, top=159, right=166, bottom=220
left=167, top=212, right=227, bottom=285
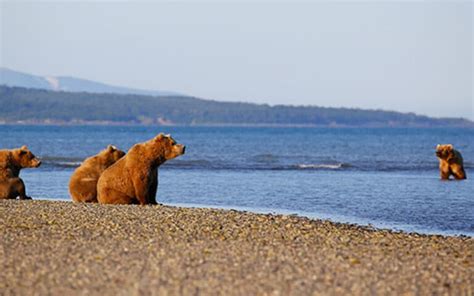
left=54, top=161, right=82, bottom=168
left=249, top=154, right=279, bottom=164
left=296, top=163, right=346, bottom=170
left=464, top=162, right=474, bottom=169
left=166, top=159, right=214, bottom=169
left=41, top=156, right=83, bottom=168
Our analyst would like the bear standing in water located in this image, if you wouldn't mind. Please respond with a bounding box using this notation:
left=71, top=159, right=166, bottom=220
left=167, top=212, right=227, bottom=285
left=69, top=145, right=125, bottom=203
left=97, top=133, right=185, bottom=205
left=0, top=146, right=41, bottom=199
left=436, top=144, right=467, bottom=180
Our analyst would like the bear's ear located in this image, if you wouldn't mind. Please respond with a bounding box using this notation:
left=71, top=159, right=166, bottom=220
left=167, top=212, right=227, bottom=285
left=436, top=144, right=441, bottom=150
left=446, top=144, right=453, bottom=151
left=19, top=146, right=28, bottom=154
left=154, top=133, right=165, bottom=141
left=107, top=145, right=117, bottom=151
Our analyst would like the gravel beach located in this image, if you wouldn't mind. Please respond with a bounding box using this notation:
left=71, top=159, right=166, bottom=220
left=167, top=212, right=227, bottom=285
left=1, top=200, right=473, bottom=295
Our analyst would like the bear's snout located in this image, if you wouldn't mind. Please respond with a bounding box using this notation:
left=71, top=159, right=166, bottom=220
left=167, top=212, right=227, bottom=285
left=175, top=144, right=185, bottom=156
left=34, top=158, right=42, bottom=167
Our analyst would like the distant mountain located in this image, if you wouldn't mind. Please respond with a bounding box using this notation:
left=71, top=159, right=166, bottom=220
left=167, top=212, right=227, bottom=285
left=0, top=67, right=178, bottom=96
left=1, top=85, right=472, bottom=127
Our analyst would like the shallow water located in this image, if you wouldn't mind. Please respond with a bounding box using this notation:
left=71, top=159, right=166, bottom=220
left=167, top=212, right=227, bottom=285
left=2, top=125, right=473, bottom=236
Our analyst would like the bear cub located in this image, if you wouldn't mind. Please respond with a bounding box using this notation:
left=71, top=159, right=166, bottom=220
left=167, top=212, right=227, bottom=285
left=435, top=144, right=466, bottom=180
left=97, top=133, right=185, bottom=205
left=0, top=146, right=41, bottom=200
left=69, top=145, right=125, bottom=203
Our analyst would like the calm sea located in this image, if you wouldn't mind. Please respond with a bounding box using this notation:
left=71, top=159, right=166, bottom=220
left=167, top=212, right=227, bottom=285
left=1, top=125, right=473, bottom=236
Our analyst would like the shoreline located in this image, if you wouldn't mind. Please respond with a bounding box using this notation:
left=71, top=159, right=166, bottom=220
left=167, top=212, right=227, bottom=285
left=36, top=197, right=474, bottom=238
left=1, top=200, right=473, bottom=294
left=2, top=122, right=474, bottom=128
left=164, top=202, right=474, bottom=238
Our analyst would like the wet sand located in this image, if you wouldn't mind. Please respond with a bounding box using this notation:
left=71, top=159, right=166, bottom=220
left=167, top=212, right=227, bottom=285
left=1, top=200, right=472, bottom=295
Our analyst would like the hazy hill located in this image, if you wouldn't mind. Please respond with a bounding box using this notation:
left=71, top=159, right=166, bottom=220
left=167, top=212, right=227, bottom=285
left=0, top=86, right=472, bottom=127
left=0, top=67, right=178, bottom=96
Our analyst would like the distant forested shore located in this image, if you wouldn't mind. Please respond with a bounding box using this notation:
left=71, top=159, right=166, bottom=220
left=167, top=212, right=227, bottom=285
left=0, top=86, right=472, bottom=127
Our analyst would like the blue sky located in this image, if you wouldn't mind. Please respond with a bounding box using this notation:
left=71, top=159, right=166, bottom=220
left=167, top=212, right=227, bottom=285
left=1, top=1, right=472, bottom=119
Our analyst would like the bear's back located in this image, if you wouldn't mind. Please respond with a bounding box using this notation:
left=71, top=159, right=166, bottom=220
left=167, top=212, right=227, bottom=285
left=0, top=150, right=12, bottom=167
left=453, top=149, right=464, bottom=164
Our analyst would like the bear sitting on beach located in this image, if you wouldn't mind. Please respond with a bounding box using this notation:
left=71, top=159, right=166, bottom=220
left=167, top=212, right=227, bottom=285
left=0, top=146, right=41, bottom=200
left=435, top=144, right=466, bottom=180
left=69, top=145, right=125, bottom=203
left=97, top=133, right=185, bottom=205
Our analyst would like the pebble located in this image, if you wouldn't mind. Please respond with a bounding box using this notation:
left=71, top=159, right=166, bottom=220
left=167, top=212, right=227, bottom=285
left=0, top=200, right=472, bottom=295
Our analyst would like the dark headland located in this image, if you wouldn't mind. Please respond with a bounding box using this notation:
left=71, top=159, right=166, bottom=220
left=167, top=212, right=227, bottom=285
left=1, top=85, right=473, bottom=127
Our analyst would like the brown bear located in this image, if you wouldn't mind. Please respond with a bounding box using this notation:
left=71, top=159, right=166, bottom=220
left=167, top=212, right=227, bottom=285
left=69, top=145, right=125, bottom=203
left=435, top=144, right=467, bottom=180
left=97, top=133, right=185, bottom=205
left=0, top=146, right=41, bottom=200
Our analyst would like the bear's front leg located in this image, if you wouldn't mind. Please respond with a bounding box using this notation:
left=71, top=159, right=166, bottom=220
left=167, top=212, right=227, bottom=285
left=132, top=174, right=158, bottom=205
left=439, top=162, right=451, bottom=180
left=147, top=174, right=158, bottom=205
left=440, top=169, right=450, bottom=180
left=9, top=178, right=31, bottom=200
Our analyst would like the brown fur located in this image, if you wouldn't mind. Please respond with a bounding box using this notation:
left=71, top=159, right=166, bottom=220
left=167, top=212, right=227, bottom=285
left=0, top=146, right=41, bottom=199
left=69, top=145, right=125, bottom=203
left=97, top=133, right=185, bottom=205
left=436, top=144, right=467, bottom=180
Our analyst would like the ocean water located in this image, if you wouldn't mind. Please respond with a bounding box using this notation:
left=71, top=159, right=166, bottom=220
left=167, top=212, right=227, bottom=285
left=1, top=125, right=473, bottom=236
